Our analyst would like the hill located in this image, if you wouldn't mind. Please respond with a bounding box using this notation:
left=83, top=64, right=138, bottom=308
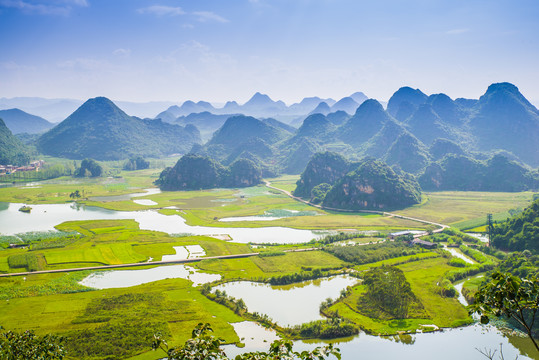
left=156, top=154, right=262, bottom=190
left=322, top=158, right=422, bottom=210
left=0, top=108, right=54, bottom=134
left=386, top=87, right=428, bottom=120
left=469, top=83, right=539, bottom=166
left=418, top=154, right=538, bottom=191
left=293, top=151, right=351, bottom=198
left=338, top=100, right=391, bottom=146
left=491, top=198, right=539, bottom=253
left=0, top=118, right=30, bottom=165
left=37, top=97, right=201, bottom=160
left=197, top=115, right=291, bottom=165
left=384, top=133, right=430, bottom=174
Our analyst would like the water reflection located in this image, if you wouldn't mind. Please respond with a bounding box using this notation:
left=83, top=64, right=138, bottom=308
left=79, top=264, right=220, bottom=289
left=0, top=202, right=321, bottom=244
left=214, top=276, right=358, bottom=326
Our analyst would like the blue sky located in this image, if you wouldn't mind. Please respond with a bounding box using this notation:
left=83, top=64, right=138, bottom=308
left=1, top=0, right=538, bottom=105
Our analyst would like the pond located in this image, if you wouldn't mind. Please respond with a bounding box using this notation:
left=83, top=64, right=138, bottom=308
left=218, top=275, right=534, bottom=360
left=88, top=188, right=161, bottom=202
left=161, top=245, right=206, bottom=261
left=79, top=264, right=220, bottom=289
left=219, top=209, right=320, bottom=222
left=213, top=275, right=358, bottom=326
left=0, top=202, right=321, bottom=244
left=223, top=322, right=534, bottom=360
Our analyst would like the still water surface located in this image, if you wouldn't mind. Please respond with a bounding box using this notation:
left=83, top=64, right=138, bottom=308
left=79, top=264, right=220, bottom=289
left=0, top=202, right=321, bottom=244
left=214, top=276, right=358, bottom=326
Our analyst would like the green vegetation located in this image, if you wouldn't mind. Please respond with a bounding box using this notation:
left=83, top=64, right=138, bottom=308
left=396, top=191, right=534, bottom=229
left=324, top=242, right=426, bottom=265
left=361, top=266, right=421, bottom=318
left=288, top=319, right=358, bottom=339
left=491, top=198, right=539, bottom=252
left=293, top=152, right=350, bottom=199
left=0, top=326, right=65, bottom=360
left=157, top=154, right=262, bottom=191
left=419, top=154, right=538, bottom=192
left=36, top=97, right=200, bottom=160
left=153, top=323, right=341, bottom=360
left=74, top=158, right=103, bottom=177
left=293, top=154, right=422, bottom=211
left=0, top=117, right=30, bottom=166
left=469, top=271, right=539, bottom=351
left=124, top=157, right=150, bottom=171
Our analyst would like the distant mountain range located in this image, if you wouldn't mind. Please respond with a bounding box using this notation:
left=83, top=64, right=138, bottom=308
left=3, top=82, right=538, bottom=183
left=155, top=92, right=368, bottom=125
left=0, top=97, right=176, bottom=123
left=189, top=82, right=539, bottom=184
left=0, top=108, right=54, bottom=134
left=36, top=97, right=201, bottom=160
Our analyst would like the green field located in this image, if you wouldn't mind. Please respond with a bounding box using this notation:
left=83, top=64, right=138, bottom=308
left=0, top=174, right=534, bottom=359
left=396, top=191, right=535, bottom=229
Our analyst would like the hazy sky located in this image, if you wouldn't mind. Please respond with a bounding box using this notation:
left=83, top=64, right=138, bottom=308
left=1, top=0, right=538, bottom=105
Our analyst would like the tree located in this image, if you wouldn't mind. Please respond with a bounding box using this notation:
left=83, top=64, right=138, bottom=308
left=152, top=323, right=341, bottom=360
left=468, top=271, right=539, bottom=352
left=362, top=266, right=413, bottom=318
left=69, top=190, right=81, bottom=200
left=0, top=326, right=65, bottom=359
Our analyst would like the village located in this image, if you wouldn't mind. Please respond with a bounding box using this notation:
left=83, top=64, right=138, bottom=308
left=0, top=160, right=44, bottom=176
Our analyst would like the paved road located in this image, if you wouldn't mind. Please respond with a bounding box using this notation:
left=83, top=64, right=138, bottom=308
left=1, top=182, right=448, bottom=278
left=0, top=248, right=317, bottom=278
left=264, top=180, right=449, bottom=235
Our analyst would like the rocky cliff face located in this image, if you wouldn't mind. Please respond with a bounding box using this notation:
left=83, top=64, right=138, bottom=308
left=322, top=159, right=422, bottom=210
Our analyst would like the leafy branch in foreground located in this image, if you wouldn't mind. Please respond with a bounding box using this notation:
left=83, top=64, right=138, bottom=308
left=0, top=326, right=65, bottom=359
left=152, top=322, right=341, bottom=360
left=468, top=271, right=539, bottom=352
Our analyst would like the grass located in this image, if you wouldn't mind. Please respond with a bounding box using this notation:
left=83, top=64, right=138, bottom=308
left=331, top=256, right=472, bottom=334
left=394, top=191, right=534, bottom=229
left=396, top=257, right=472, bottom=327
left=0, top=219, right=258, bottom=273
left=266, top=175, right=300, bottom=193
left=0, top=277, right=242, bottom=359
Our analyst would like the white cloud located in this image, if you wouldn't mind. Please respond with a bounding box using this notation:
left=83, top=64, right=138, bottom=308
left=57, top=58, right=107, bottom=71
left=137, top=5, right=185, bottom=16
left=0, top=0, right=87, bottom=16
left=446, top=28, right=470, bottom=35
left=193, top=11, right=228, bottom=23
left=113, top=48, right=131, bottom=57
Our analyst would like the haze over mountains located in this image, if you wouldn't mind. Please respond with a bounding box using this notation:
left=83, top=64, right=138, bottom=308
left=36, top=97, right=201, bottom=160
left=4, top=82, right=538, bottom=191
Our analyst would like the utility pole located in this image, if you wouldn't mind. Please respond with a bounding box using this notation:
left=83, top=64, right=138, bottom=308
left=487, top=213, right=493, bottom=247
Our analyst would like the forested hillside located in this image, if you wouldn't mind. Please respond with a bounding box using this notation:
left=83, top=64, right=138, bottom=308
left=491, top=198, right=539, bottom=253
left=37, top=97, right=201, bottom=160
left=156, top=154, right=262, bottom=190
left=294, top=152, right=421, bottom=210
left=0, top=118, right=30, bottom=165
